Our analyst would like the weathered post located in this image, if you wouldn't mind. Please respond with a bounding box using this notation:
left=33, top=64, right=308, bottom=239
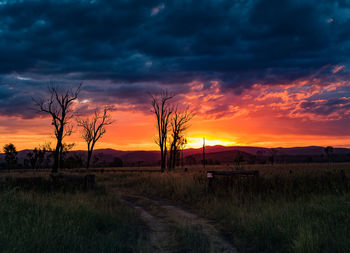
left=207, top=171, right=214, bottom=192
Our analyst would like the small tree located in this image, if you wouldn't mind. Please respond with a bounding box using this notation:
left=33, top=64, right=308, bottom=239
left=110, top=157, right=123, bottom=167
left=26, top=146, right=47, bottom=171
left=77, top=107, right=113, bottom=169
left=324, top=146, right=334, bottom=163
left=61, top=142, right=75, bottom=168
left=34, top=83, right=81, bottom=173
left=234, top=151, right=244, bottom=168
left=151, top=90, right=174, bottom=172
left=3, top=143, right=17, bottom=171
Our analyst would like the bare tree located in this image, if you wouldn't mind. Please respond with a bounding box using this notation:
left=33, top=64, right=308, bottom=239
left=34, top=83, right=81, bottom=173
left=77, top=107, right=113, bottom=169
left=168, top=108, right=194, bottom=169
left=151, top=90, right=174, bottom=171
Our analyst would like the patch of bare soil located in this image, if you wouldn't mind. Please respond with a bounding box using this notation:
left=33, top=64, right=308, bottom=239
left=120, top=193, right=238, bottom=253
left=123, top=196, right=176, bottom=253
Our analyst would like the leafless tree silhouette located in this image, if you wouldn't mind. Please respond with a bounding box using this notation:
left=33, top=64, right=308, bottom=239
left=151, top=90, right=174, bottom=171
left=34, top=83, right=81, bottom=173
left=77, top=107, right=113, bottom=169
left=168, top=107, right=194, bottom=169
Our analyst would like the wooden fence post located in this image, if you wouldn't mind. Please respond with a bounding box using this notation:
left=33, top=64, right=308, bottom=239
left=207, top=171, right=214, bottom=192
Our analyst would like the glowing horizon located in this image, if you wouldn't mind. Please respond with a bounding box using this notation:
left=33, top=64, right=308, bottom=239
left=2, top=100, right=350, bottom=152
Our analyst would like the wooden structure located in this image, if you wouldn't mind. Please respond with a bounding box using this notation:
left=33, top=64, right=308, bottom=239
left=50, top=173, right=95, bottom=191
left=207, top=170, right=259, bottom=192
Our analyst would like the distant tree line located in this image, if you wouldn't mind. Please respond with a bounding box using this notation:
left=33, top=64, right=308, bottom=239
left=0, top=143, right=124, bottom=171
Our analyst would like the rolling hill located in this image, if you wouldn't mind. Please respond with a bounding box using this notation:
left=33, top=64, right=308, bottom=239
left=1, top=145, right=350, bottom=167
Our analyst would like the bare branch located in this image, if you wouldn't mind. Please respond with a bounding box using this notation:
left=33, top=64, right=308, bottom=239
left=33, top=82, right=82, bottom=172
left=77, top=106, right=113, bottom=169
left=150, top=89, right=175, bottom=171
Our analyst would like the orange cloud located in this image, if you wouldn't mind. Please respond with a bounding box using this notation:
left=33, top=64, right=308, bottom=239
left=2, top=68, right=350, bottom=151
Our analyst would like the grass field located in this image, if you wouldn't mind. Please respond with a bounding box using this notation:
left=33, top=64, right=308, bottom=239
left=101, top=163, right=350, bottom=253
left=0, top=163, right=349, bottom=252
left=0, top=187, right=152, bottom=253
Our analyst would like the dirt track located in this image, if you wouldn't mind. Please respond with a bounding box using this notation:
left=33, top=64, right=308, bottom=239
left=120, top=194, right=238, bottom=253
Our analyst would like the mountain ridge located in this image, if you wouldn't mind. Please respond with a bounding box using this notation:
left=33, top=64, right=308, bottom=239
left=1, top=145, right=349, bottom=166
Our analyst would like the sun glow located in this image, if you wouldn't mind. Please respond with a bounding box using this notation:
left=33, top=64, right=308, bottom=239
left=186, top=137, right=238, bottom=149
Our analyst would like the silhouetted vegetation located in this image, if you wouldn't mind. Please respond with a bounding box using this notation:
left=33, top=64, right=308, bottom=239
left=151, top=90, right=194, bottom=171
left=64, top=155, right=84, bottom=169
left=110, top=157, right=123, bottom=167
left=168, top=107, right=193, bottom=170
left=324, top=145, right=334, bottom=162
left=151, top=90, right=174, bottom=172
left=24, top=143, right=51, bottom=170
left=3, top=143, right=17, bottom=171
left=34, top=83, right=81, bottom=173
left=77, top=107, right=113, bottom=169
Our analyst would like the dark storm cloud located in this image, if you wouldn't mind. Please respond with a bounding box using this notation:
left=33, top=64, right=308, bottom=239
left=0, top=0, right=349, bottom=117
left=298, top=97, right=350, bottom=116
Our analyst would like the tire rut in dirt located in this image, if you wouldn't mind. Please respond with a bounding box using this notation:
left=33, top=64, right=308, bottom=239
left=122, top=194, right=239, bottom=253
left=122, top=196, right=175, bottom=253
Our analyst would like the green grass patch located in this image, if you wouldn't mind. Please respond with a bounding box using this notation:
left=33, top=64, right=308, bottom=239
left=0, top=189, right=151, bottom=253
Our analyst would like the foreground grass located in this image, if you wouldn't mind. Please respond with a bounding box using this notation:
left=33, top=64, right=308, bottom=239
left=171, top=224, right=213, bottom=253
left=103, top=163, right=350, bottom=253
left=207, top=194, right=350, bottom=253
left=0, top=188, right=151, bottom=253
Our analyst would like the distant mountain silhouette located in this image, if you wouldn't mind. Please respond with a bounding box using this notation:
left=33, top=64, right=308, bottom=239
left=1, top=145, right=350, bottom=167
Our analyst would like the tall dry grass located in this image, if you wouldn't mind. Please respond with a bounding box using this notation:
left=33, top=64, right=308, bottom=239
left=0, top=188, right=151, bottom=253
left=104, top=163, right=350, bottom=253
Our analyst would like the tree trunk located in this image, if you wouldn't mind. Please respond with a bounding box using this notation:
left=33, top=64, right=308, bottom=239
left=160, top=145, right=167, bottom=172
left=168, top=141, right=176, bottom=170
left=164, top=146, right=167, bottom=171
left=52, top=142, right=60, bottom=173
left=59, top=142, right=63, bottom=170
left=160, top=146, right=165, bottom=172
left=87, top=150, right=92, bottom=169
left=168, top=145, right=173, bottom=170
left=172, top=146, right=177, bottom=169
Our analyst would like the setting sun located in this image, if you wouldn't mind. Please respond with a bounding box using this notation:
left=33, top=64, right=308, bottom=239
left=186, top=137, right=239, bottom=149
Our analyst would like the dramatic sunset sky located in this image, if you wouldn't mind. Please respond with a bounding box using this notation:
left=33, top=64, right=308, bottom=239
left=0, top=0, right=350, bottom=151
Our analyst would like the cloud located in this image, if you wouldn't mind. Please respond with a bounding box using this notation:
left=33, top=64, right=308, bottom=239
left=0, top=0, right=349, bottom=120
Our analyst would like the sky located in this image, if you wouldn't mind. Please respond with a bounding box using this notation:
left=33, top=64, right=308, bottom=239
left=1, top=0, right=350, bottom=151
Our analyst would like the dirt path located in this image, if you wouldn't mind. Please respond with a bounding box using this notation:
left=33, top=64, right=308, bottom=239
left=120, top=193, right=238, bottom=253
left=123, top=196, right=175, bottom=252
